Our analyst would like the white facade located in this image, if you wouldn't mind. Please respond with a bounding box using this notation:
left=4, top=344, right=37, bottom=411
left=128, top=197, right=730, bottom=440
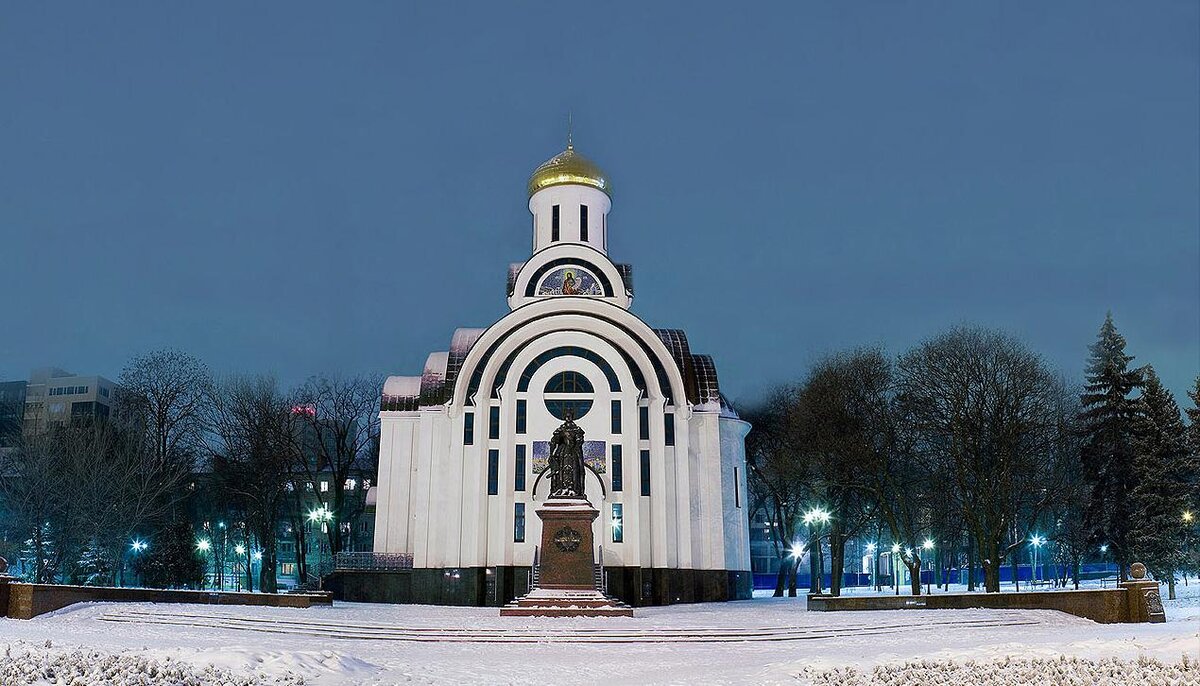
left=372, top=143, right=751, bottom=604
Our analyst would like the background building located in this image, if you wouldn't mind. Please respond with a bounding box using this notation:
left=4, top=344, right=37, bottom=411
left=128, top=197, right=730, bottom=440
left=20, top=368, right=117, bottom=432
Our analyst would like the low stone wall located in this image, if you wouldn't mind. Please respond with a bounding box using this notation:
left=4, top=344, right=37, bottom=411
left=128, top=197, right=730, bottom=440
left=806, top=586, right=1154, bottom=624
left=0, top=577, right=332, bottom=620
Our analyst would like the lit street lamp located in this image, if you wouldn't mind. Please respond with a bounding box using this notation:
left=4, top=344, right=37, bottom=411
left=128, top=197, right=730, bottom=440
left=1030, top=535, right=1045, bottom=586
left=802, top=508, right=831, bottom=594
left=891, top=543, right=902, bottom=595
left=922, top=539, right=934, bottom=594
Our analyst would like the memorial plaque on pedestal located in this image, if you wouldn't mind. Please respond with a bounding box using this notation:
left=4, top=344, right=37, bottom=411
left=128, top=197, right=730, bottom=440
left=536, top=499, right=599, bottom=589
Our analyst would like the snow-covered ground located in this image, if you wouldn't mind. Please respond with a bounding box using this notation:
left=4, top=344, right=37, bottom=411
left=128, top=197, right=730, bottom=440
left=1, top=584, right=1197, bottom=685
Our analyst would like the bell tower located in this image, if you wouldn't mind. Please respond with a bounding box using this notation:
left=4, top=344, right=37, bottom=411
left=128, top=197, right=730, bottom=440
left=527, top=140, right=613, bottom=254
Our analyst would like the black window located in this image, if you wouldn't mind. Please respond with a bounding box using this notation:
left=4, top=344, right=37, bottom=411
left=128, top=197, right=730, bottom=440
left=552, top=205, right=560, bottom=241
left=611, top=400, right=621, bottom=434
left=664, top=413, right=675, bottom=447
left=489, top=406, right=500, bottom=440
left=544, top=371, right=594, bottom=420
left=516, top=399, right=527, bottom=434
left=515, top=444, right=526, bottom=491
left=734, top=466, right=740, bottom=508
left=463, top=412, right=474, bottom=445
left=638, top=406, right=649, bottom=441
left=611, top=445, right=622, bottom=491
left=514, top=503, right=526, bottom=542
left=640, top=450, right=651, bottom=496
left=580, top=205, right=589, bottom=241
left=487, top=449, right=499, bottom=495
left=611, top=503, right=623, bottom=543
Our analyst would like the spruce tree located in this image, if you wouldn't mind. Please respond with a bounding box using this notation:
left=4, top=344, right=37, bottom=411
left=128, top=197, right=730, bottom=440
left=76, top=538, right=114, bottom=587
left=1078, top=312, right=1143, bottom=579
left=1128, top=367, right=1191, bottom=598
left=1183, top=377, right=1200, bottom=581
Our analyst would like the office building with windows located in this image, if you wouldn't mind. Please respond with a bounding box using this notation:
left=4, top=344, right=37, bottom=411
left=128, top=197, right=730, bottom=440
left=368, top=140, right=752, bottom=606
left=16, top=368, right=117, bottom=432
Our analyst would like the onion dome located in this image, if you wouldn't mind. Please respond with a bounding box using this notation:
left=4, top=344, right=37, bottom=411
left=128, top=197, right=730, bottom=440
left=527, top=143, right=611, bottom=198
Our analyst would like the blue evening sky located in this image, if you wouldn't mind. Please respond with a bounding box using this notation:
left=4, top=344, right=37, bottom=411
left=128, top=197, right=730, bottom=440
left=2, top=2, right=1197, bottom=406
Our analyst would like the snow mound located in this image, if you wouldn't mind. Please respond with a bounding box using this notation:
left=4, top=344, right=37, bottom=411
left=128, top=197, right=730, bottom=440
left=0, top=641, right=307, bottom=686
left=796, top=654, right=1199, bottom=685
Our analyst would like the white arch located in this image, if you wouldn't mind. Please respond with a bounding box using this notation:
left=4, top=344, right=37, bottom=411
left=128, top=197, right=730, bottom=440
left=508, top=243, right=632, bottom=310
left=450, top=299, right=689, bottom=418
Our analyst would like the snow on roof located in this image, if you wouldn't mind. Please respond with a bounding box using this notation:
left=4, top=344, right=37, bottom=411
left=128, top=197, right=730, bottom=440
left=383, top=375, right=421, bottom=398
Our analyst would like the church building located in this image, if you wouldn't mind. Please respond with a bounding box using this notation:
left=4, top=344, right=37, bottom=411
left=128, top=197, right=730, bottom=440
left=369, top=139, right=752, bottom=607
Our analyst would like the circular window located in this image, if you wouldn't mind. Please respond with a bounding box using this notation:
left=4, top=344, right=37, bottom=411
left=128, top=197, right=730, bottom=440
left=543, top=371, right=593, bottom=420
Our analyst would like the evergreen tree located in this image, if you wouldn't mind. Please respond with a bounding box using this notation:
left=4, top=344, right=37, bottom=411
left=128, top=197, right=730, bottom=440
left=1078, top=312, right=1143, bottom=579
left=1186, top=376, right=1200, bottom=459
left=1183, top=377, right=1200, bottom=581
left=20, top=523, right=57, bottom=583
left=134, top=518, right=205, bottom=589
left=75, top=538, right=114, bottom=587
left=1128, top=367, right=1192, bottom=598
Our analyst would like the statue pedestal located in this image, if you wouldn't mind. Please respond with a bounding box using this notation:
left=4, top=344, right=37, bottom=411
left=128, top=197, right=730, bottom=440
left=535, top=498, right=598, bottom=589
left=1120, top=579, right=1166, bottom=623
left=500, top=498, right=632, bottom=617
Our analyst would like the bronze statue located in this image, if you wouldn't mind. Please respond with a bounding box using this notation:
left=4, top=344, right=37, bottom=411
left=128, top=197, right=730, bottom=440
left=548, top=409, right=587, bottom=498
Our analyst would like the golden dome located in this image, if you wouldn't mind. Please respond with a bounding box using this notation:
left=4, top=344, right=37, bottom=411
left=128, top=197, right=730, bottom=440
left=527, top=144, right=611, bottom=198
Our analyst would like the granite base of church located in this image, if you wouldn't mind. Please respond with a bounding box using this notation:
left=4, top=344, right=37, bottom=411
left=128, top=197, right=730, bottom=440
left=327, top=567, right=751, bottom=607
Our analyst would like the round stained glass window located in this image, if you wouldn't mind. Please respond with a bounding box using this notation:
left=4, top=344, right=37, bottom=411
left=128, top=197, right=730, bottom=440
left=543, top=371, right=593, bottom=420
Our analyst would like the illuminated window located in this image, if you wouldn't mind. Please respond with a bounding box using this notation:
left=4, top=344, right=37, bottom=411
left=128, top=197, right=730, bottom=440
left=320, top=481, right=329, bottom=493
left=611, top=503, right=623, bottom=543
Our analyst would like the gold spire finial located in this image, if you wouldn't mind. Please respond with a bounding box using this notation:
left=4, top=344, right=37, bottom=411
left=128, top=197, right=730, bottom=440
left=567, top=112, right=574, bottom=150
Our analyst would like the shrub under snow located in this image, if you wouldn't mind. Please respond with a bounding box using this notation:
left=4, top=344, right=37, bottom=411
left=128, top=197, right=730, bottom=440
left=0, top=641, right=306, bottom=686
left=797, top=654, right=1198, bottom=685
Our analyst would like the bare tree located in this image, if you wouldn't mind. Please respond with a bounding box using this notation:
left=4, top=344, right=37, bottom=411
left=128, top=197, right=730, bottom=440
left=791, top=349, right=889, bottom=596
left=289, top=375, right=381, bottom=558
left=207, top=375, right=294, bottom=592
left=117, top=350, right=211, bottom=470
left=744, top=386, right=810, bottom=597
left=896, top=326, right=1075, bottom=592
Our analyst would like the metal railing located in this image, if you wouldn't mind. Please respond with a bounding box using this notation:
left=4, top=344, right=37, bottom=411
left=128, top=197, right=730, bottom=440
left=334, top=552, right=414, bottom=571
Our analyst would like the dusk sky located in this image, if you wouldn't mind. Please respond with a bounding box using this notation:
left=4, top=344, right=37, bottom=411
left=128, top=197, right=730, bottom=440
left=2, top=2, right=1197, bottom=406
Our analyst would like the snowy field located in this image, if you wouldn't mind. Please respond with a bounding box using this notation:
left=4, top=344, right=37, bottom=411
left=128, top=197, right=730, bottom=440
left=0, top=586, right=1197, bottom=685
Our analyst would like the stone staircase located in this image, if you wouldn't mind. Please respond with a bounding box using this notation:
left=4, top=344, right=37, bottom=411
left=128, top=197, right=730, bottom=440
left=501, top=545, right=632, bottom=618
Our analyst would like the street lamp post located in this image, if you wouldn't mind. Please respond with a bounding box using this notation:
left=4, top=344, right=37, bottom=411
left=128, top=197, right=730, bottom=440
left=891, top=544, right=901, bottom=595
left=866, top=543, right=877, bottom=591
left=802, top=508, right=831, bottom=594
left=1030, top=536, right=1044, bottom=587
left=196, top=538, right=212, bottom=589
left=922, top=539, right=934, bottom=595
left=125, top=539, right=147, bottom=587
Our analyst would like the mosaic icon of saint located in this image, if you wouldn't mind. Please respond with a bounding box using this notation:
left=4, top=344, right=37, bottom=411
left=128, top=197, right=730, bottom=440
left=561, top=270, right=579, bottom=295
